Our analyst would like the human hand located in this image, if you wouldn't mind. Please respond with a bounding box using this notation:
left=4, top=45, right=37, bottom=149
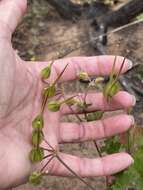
left=0, top=0, right=135, bottom=189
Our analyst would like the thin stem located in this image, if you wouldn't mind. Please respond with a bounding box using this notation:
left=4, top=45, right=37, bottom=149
left=44, top=138, right=55, bottom=151
left=80, top=86, right=103, bottom=159
left=43, top=153, right=54, bottom=160
left=41, top=94, right=49, bottom=115
left=59, top=95, right=77, bottom=105
left=56, top=155, right=96, bottom=190
left=116, top=57, right=126, bottom=79
left=40, top=155, right=55, bottom=173
left=53, top=64, right=69, bottom=86
left=60, top=85, right=83, bottom=122
left=41, top=147, right=53, bottom=152
left=93, top=141, right=102, bottom=157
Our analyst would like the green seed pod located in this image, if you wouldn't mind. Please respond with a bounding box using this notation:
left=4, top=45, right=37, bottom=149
left=41, top=66, right=52, bottom=79
left=77, top=72, right=89, bottom=82
left=32, top=130, right=44, bottom=146
left=104, top=81, right=120, bottom=100
left=29, top=171, right=42, bottom=185
left=109, top=82, right=120, bottom=97
left=32, top=115, right=44, bottom=130
left=30, top=147, right=44, bottom=162
left=86, top=111, right=104, bottom=122
left=48, top=101, right=60, bottom=112
left=43, top=85, right=56, bottom=98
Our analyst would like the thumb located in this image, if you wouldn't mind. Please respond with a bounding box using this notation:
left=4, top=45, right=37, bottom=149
left=0, top=0, right=27, bottom=38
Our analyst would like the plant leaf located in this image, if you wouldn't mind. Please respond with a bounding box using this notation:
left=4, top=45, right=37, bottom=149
left=101, top=137, right=121, bottom=154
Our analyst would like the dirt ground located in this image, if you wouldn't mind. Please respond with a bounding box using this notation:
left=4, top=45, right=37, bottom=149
left=13, top=0, right=143, bottom=190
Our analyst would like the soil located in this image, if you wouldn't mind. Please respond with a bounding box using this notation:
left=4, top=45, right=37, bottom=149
left=13, top=0, right=143, bottom=190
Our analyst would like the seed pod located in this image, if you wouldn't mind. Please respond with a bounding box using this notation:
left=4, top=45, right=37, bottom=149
left=30, top=147, right=44, bottom=162
left=43, top=85, right=56, bottom=98
left=41, top=61, right=54, bottom=80
left=48, top=101, right=60, bottom=112
left=32, top=115, right=44, bottom=130
left=77, top=72, right=90, bottom=82
left=32, top=130, right=44, bottom=146
left=86, top=111, right=104, bottom=122
left=41, top=66, right=52, bottom=79
left=29, top=171, right=42, bottom=185
left=104, top=81, right=120, bottom=101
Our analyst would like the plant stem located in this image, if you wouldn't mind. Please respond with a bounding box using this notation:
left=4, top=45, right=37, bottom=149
left=40, top=155, right=55, bottom=173
left=93, top=141, right=102, bottom=157
left=56, top=155, right=96, bottom=190
left=44, top=138, right=55, bottom=151
left=53, top=64, right=69, bottom=86
left=43, top=153, right=53, bottom=160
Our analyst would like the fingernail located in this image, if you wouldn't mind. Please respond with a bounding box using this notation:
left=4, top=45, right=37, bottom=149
left=128, top=60, right=133, bottom=70
left=132, top=95, right=136, bottom=106
left=130, top=115, right=135, bottom=125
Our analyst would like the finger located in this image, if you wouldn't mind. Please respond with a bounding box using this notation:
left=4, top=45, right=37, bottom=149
left=61, top=91, right=135, bottom=115
left=52, top=55, right=133, bottom=82
left=31, top=55, right=133, bottom=83
left=0, top=0, right=27, bottom=38
left=47, top=152, right=133, bottom=177
left=59, top=114, right=134, bottom=143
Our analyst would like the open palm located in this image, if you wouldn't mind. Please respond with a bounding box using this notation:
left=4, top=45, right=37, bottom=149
left=0, top=0, right=135, bottom=189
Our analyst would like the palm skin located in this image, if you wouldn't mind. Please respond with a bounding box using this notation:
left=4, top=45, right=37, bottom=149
left=0, top=0, right=135, bottom=189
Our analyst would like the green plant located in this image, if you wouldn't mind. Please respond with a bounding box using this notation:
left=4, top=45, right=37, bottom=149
left=28, top=56, right=141, bottom=190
